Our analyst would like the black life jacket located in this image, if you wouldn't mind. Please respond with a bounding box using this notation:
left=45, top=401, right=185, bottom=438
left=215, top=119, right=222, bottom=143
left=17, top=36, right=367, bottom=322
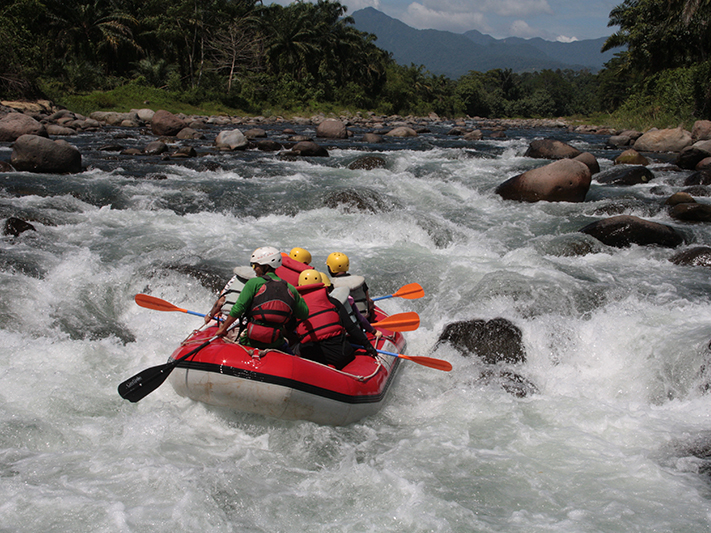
left=245, top=276, right=296, bottom=344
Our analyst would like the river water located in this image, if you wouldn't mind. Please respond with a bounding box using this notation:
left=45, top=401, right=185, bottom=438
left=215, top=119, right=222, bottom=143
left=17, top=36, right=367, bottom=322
left=2, top=120, right=711, bottom=532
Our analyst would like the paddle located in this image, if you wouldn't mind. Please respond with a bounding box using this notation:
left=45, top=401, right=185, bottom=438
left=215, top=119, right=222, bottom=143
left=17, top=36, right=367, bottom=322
left=134, top=294, right=209, bottom=319
left=118, top=335, right=219, bottom=403
left=373, top=311, right=420, bottom=332
left=372, top=283, right=424, bottom=302
left=377, top=349, right=452, bottom=372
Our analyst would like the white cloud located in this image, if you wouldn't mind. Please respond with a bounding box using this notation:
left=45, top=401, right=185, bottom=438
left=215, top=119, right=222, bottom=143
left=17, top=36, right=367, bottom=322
left=509, top=20, right=540, bottom=38
left=402, top=2, right=490, bottom=33
left=416, top=0, right=552, bottom=17
left=342, top=0, right=382, bottom=12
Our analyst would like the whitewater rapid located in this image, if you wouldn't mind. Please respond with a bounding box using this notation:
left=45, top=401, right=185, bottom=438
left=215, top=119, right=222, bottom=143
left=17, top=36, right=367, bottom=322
left=2, top=123, right=711, bottom=531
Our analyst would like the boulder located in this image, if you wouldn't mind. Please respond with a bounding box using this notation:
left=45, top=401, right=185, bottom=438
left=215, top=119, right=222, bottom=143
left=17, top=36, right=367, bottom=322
left=436, top=317, right=526, bottom=364
left=0, top=160, right=14, bottom=171
left=144, top=141, right=167, bottom=155
left=90, top=111, right=136, bottom=126
left=496, top=159, right=591, bottom=203
left=316, top=118, right=347, bottom=139
left=665, top=192, right=695, bottom=206
left=615, top=149, right=649, bottom=166
left=633, top=127, right=693, bottom=152
left=215, top=129, right=248, bottom=150
left=476, top=369, right=538, bottom=398
left=385, top=126, right=418, bottom=137
left=684, top=170, right=711, bottom=186
left=172, top=146, right=197, bottom=158
left=45, top=124, right=76, bottom=136
left=574, top=152, right=600, bottom=175
left=692, top=120, right=711, bottom=141
left=288, top=141, right=329, bottom=157
left=3, top=217, right=36, bottom=237
left=463, top=130, right=483, bottom=141
left=150, top=110, right=187, bottom=137
left=524, top=138, right=581, bottom=160
left=697, top=157, right=711, bottom=171
left=10, top=134, right=82, bottom=174
left=670, top=246, right=711, bottom=267
left=596, top=165, right=655, bottom=186
left=244, top=128, right=267, bottom=139
left=579, top=215, right=684, bottom=248
left=676, top=140, right=711, bottom=170
left=323, top=189, right=392, bottom=213
left=132, top=108, right=155, bottom=122
left=669, top=202, right=711, bottom=222
left=0, top=113, right=48, bottom=142
left=608, top=134, right=632, bottom=147
left=362, top=133, right=384, bottom=143
left=348, top=156, right=386, bottom=171
left=256, top=140, right=282, bottom=152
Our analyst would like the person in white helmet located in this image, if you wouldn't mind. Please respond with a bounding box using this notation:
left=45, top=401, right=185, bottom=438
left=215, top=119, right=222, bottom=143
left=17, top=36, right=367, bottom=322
left=211, top=246, right=309, bottom=351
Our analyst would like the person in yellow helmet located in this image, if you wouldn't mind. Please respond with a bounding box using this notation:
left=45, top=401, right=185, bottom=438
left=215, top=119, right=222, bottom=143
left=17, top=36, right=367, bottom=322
left=289, top=247, right=312, bottom=265
left=326, top=252, right=375, bottom=321
left=294, top=270, right=377, bottom=369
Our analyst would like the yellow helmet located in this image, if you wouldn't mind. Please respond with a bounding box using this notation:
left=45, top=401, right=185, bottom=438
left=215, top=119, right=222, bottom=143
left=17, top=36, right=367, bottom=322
left=326, top=252, right=349, bottom=274
left=319, top=272, right=332, bottom=287
left=298, top=269, right=323, bottom=286
left=289, top=247, right=312, bottom=265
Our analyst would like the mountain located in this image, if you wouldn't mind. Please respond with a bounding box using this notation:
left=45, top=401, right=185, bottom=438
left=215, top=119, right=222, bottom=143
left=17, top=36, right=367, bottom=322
left=350, top=8, right=616, bottom=79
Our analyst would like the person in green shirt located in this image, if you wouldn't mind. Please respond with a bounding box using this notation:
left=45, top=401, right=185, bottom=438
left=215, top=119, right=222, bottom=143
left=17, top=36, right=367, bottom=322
left=214, top=246, right=309, bottom=351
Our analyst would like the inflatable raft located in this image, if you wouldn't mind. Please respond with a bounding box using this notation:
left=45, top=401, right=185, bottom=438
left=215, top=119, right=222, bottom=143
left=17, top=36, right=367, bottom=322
left=166, top=258, right=407, bottom=425
left=167, top=306, right=405, bottom=426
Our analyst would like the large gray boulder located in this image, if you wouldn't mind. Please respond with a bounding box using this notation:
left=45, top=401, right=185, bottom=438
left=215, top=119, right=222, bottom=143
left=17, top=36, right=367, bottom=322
left=496, top=159, right=591, bottom=203
left=524, top=138, right=581, bottom=160
left=11, top=134, right=82, bottom=174
left=316, top=118, right=347, bottom=139
left=677, top=140, right=711, bottom=170
left=692, top=120, right=711, bottom=141
left=151, top=110, right=187, bottom=137
left=0, top=113, right=48, bottom=142
left=386, top=126, right=417, bottom=137
left=436, top=317, right=526, bottom=364
left=215, top=129, right=248, bottom=150
left=633, top=127, right=693, bottom=152
left=579, top=215, right=683, bottom=248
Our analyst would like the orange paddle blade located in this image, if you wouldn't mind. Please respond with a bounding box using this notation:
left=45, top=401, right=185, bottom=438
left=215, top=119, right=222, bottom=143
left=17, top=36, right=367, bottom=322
left=392, top=282, right=424, bottom=300
left=373, top=312, right=420, bottom=332
left=134, top=294, right=186, bottom=313
left=400, top=355, right=452, bottom=371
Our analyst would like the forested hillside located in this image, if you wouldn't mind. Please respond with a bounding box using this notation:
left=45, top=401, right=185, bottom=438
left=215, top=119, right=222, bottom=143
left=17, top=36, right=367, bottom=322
left=0, top=0, right=709, bottom=127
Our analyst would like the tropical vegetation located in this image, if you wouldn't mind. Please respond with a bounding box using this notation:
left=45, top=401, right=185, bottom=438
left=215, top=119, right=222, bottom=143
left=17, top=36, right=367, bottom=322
left=0, top=0, right=709, bottom=128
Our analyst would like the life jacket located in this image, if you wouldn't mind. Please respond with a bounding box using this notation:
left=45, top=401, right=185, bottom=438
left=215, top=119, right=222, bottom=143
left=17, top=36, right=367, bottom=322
left=275, top=253, right=314, bottom=286
left=331, top=274, right=368, bottom=318
left=296, top=283, right=344, bottom=343
left=245, top=275, right=296, bottom=344
left=330, top=286, right=357, bottom=324
left=219, top=267, right=254, bottom=315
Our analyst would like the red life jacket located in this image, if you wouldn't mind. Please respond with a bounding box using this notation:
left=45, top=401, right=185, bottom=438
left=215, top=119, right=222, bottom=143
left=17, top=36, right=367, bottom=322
left=275, top=253, right=314, bottom=286
left=246, top=276, right=296, bottom=344
left=296, top=283, right=344, bottom=343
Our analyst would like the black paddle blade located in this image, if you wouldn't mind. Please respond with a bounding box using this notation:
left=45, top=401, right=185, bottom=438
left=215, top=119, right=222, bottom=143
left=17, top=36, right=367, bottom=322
left=118, top=361, right=176, bottom=403
left=118, top=336, right=216, bottom=403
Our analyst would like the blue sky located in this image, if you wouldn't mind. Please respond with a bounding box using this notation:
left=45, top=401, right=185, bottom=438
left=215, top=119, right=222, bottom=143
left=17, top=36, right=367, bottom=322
left=273, top=0, right=622, bottom=42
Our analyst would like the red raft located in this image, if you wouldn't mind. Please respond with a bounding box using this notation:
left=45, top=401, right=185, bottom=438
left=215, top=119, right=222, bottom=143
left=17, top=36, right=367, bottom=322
left=167, top=306, right=406, bottom=426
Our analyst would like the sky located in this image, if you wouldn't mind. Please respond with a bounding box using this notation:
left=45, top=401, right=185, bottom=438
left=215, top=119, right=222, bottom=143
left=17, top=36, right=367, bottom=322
left=274, top=0, right=622, bottom=42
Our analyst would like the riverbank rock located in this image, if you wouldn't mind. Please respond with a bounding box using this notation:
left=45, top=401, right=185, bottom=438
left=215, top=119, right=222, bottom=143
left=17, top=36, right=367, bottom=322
left=215, top=129, right=248, bottom=150
left=684, top=170, right=711, bottom=186
left=677, top=140, right=711, bottom=170
left=0, top=113, right=48, bottom=142
left=615, top=149, right=649, bottom=166
left=361, top=133, right=383, bottom=143
left=3, top=217, right=36, bottom=237
left=284, top=141, right=329, bottom=157
left=151, top=110, right=187, bottom=137
left=10, top=134, right=82, bottom=174
left=633, top=127, right=693, bottom=153
left=693, top=120, right=711, bottom=141
left=669, top=202, right=711, bottom=222
left=670, top=246, right=711, bottom=267
left=579, top=215, right=684, bottom=248
left=596, top=165, right=655, bottom=186
left=496, top=159, right=591, bottom=203
left=436, top=317, right=526, bottom=364
left=524, top=138, right=581, bottom=160
left=316, top=118, right=347, bottom=139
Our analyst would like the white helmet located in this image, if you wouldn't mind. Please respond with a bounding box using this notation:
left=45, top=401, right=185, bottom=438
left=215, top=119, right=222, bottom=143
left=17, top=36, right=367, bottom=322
left=250, top=246, right=282, bottom=269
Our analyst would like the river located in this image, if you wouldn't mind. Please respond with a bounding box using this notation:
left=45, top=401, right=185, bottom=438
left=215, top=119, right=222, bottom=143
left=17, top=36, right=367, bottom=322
left=1, top=118, right=711, bottom=532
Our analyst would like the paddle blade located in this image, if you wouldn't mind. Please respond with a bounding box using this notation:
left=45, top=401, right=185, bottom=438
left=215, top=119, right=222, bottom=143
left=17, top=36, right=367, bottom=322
left=135, top=294, right=184, bottom=313
left=118, top=362, right=175, bottom=402
left=392, top=283, right=424, bottom=300
left=400, top=355, right=452, bottom=372
left=374, top=312, right=420, bottom=332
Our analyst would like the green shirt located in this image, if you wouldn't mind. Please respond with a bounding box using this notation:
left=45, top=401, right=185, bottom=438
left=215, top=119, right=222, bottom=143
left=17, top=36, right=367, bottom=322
left=229, top=272, right=309, bottom=348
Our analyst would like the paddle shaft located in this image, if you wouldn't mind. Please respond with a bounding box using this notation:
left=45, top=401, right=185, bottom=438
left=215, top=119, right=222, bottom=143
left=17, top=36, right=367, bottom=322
left=134, top=294, right=218, bottom=320
left=376, top=349, right=452, bottom=372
